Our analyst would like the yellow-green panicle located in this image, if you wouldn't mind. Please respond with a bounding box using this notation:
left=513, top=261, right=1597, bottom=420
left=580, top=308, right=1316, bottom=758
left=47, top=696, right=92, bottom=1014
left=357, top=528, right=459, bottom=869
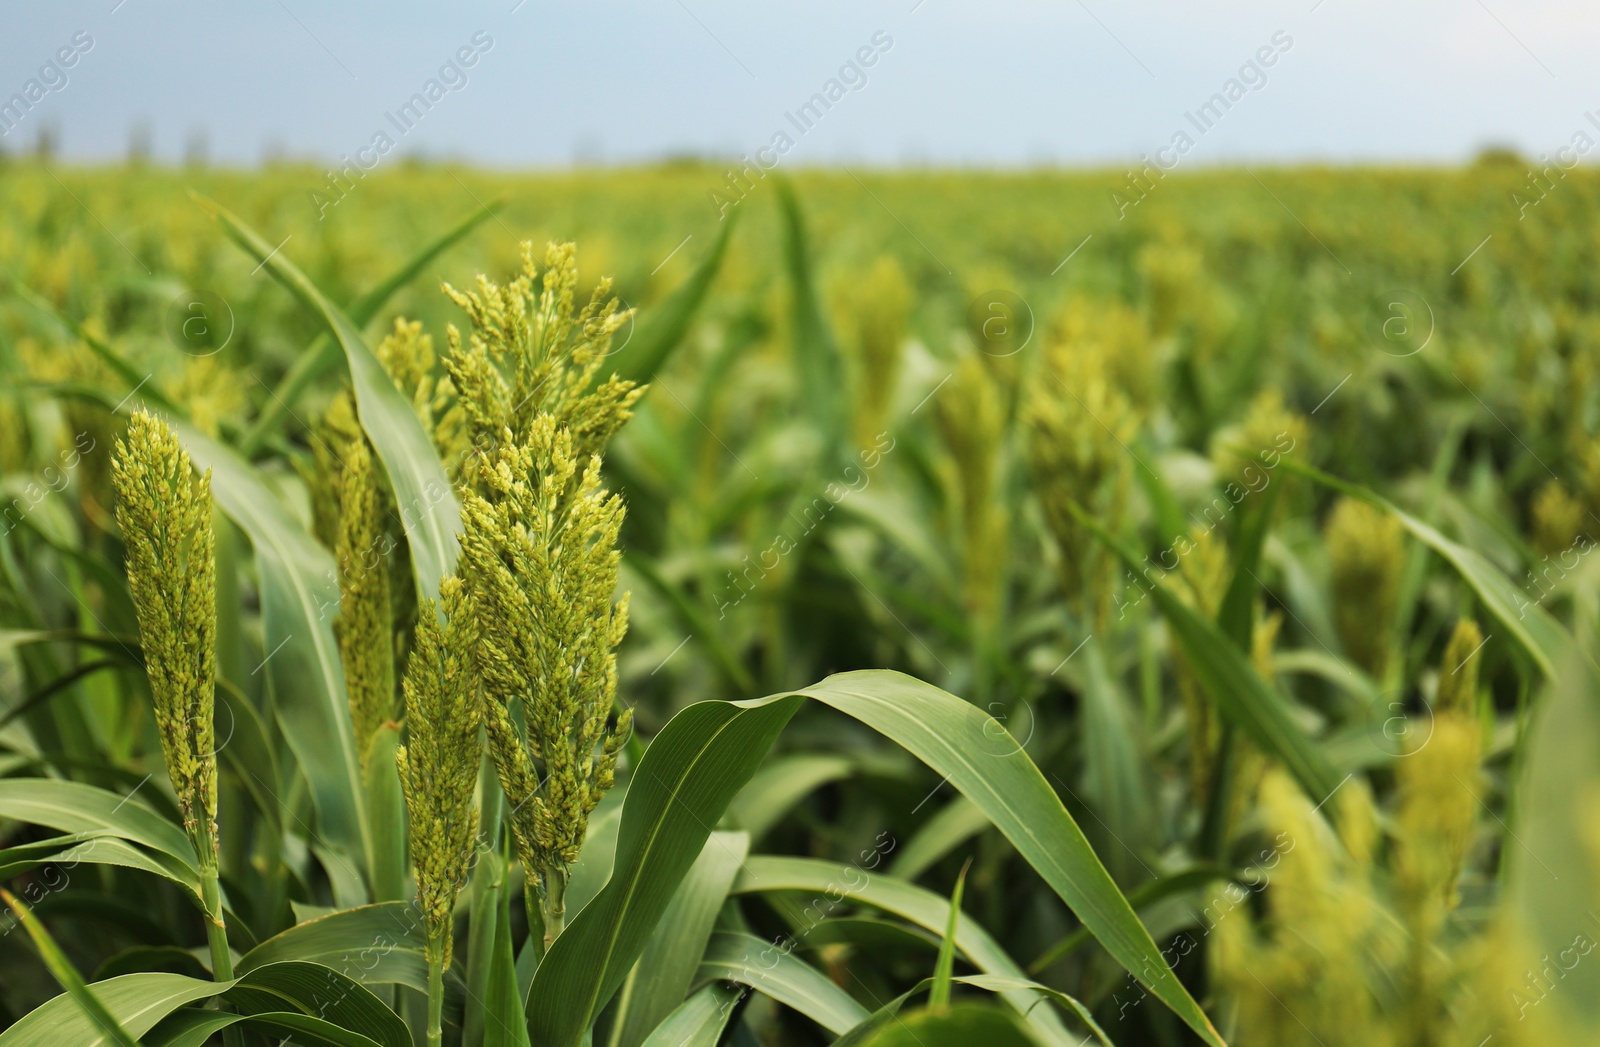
left=111, top=410, right=219, bottom=864
left=396, top=578, right=482, bottom=970
left=334, top=431, right=397, bottom=767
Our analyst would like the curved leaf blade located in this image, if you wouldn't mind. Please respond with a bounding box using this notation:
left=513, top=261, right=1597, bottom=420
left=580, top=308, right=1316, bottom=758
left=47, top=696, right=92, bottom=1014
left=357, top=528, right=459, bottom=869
left=697, top=930, right=869, bottom=1036
left=237, top=902, right=428, bottom=992
left=636, top=983, right=741, bottom=1047
left=0, top=779, right=196, bottom=873
left=196, top=194, right=461, bottom=599
left=532, top=671, right=1222, bottom=1047
left=611, top=831, right=749, bottom=1047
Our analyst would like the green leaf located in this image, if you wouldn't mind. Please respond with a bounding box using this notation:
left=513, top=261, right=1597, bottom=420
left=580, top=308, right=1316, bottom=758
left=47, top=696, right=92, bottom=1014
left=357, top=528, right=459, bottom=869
left=890, top=797, right=989, bottom=882
left=854, top=1001, right=1044, bottom=1047
left=1026, top=864, right=1235, bottom=974
left=528, top=698, right=803, bottom=1046
left=610, top=209, right=739, bottom=385
left=463, top=848, right=509, bottom=1047
left=1276, top=457, right=1575, bottom=677
left=0, top=972, right=223, bottom=1046
left=172, top=422, right=370, bottom=886
left=238, top=199, right=503, bottom=455
left=0, top=832, right=201, bottom=901
left=610, top=831, right=749, bottom=1047
left=1509, top=653, right=1600, bottom=1026
left=1074, top=637, right=1152, bottom=878
left=6, top=281, right=183, bottom=417
left=0, top=779, right=196, bottom=873
left=144, top=1008, right=389, bottom=1047
left=483, top=853, right=532, bottom=1047
left=224, top=960, right=411, bottom=1047
left=532, top=672, right=1223, bottom=1047
left=728, top=755, right=853, bottom=843
left=830, top=975, right=1110, bottom=1047
left=1217, top=481, right=1281, bottom=648
left=1, top=887, right=142, bottom=1047
left=196, top=195, right=461, bottom=601
left=635, top=983, right=742, bottom=1047
left=929, top=860, right=970, bottom=1012
left=731, top=857, right=1076, bottom=1047
left=775, top=180, right=847, bottom=462
left=1074, top=507, right=1343, bottom=803
left=363, top=723, right=408, bottom=903
left=697, top=930, right=870, bottom=1036
left=237, top=902, right=429, bottom=992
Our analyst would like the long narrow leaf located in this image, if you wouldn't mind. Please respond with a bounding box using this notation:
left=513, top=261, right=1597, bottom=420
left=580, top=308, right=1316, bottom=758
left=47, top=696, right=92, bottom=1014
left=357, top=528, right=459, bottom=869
left=536, top=671, right=1223, bottom=1047
left=1275, top=458, right=1575, bottom=676
left=697, top=930, right=870, bottom=1036
left=1074, top=507, right=1342, bottom=803
left=196, top=194, right=461, bottom=600
left=238, top=199, right=503, bottom=455
left=1, top=887, right=142, bottom=1047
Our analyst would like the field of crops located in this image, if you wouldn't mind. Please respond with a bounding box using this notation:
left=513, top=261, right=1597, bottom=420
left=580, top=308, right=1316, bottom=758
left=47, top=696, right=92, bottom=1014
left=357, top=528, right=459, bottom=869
left=1, top=158, right=1599, bottom=1046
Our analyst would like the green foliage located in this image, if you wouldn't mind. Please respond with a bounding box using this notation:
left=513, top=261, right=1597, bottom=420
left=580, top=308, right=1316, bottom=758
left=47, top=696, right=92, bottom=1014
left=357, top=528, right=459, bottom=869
left=6, top=162, right=1600, bottom=1047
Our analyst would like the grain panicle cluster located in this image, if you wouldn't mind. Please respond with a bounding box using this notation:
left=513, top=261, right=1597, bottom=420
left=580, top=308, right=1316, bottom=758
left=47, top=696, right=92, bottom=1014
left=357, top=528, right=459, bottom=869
left=111, top=410, right=219, bottom=863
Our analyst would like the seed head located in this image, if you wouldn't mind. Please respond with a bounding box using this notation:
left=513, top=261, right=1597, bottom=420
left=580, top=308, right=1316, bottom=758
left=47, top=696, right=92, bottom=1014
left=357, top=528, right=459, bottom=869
left=396, top=577, right=482, bottom=968
left=111, top=410, right=219, bottom=864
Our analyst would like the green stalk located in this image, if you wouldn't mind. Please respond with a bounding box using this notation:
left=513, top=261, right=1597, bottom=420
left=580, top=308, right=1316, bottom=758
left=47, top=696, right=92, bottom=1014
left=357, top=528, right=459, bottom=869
left=525, top=876, right=545, bottom=965
left=541, top=864, right=568, bottom=954
left=198, top=862, right=233, bottom=980
left=425, top=937, right=446, bottom=1047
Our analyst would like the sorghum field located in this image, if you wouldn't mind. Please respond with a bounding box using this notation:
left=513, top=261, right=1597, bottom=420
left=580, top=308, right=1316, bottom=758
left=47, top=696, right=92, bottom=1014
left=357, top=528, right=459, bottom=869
left=1, top=158, right=1598, bottom=1046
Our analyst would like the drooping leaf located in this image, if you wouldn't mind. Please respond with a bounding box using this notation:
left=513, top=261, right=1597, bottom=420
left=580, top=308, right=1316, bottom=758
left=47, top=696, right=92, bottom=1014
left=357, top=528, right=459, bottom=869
left=0, top=779, right=196, bottom=873
left=1074, top=507, right=1342, bottom=803
left=238, top=200, right=504, bottom=455
left=697, top=930, right=870, bottom=1036
left=1276, top=457, right=1575, bottom=676
left=532, top=670, right=1222, bottom=1047
left=196, top=194, right=461, bottom=600
left=237, top=902, right=429, bottom=991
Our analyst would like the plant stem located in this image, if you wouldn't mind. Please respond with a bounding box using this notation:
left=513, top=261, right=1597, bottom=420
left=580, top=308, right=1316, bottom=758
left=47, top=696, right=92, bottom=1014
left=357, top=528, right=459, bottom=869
left=525, top=878, right=544, bottom=965
left=541, top=865, right=568, bottom=953
left=199, top=863, right=233, bottom=981
left=199, top=861, right=244, bottom=1047
left=426, top=938, right=445, bottom=1047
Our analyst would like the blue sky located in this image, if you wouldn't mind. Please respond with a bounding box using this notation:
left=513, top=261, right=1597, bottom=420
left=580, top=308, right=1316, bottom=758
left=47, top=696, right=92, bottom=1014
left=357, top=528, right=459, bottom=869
left=3, top=0, right=1597, bottom=168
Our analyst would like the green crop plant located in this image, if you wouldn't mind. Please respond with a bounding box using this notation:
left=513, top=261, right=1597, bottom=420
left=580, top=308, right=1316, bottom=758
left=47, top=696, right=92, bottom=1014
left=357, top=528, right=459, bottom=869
left=1, top=162, right=1599, bottom=1047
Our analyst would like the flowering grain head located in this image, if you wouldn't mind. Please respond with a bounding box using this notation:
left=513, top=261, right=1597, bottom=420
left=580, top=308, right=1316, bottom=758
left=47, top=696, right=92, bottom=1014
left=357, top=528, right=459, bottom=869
left=396, top=577, right=481, bottom=969
left=1325, top=497, right=1404, bottom=680
left=334, top=431, right=396, bottom=767
left=442, top=241, right=642, bottom=493
left=934, top=353, right=1006, bottom=623
left=111, top=410, right=219, bottom=862
left=458, top=418, right=632, bottom=874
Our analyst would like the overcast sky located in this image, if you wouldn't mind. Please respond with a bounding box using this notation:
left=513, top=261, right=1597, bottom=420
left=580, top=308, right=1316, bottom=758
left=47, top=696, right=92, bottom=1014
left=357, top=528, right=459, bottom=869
left=3, top=0, right=1597, bottom=169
